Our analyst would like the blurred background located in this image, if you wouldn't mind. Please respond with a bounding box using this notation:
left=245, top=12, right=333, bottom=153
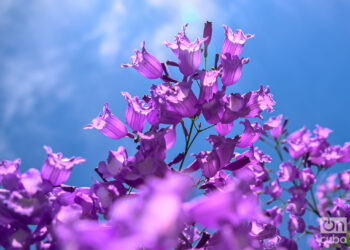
left=1, top=0, right=350, bottom=246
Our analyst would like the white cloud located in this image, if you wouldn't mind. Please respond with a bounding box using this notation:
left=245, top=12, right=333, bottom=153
left=0, top=53, right=71, bottom=123
left=88, top=0, right=126, bottom=59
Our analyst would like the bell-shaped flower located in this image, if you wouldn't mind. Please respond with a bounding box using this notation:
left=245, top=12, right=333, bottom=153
left=197, top=70, right=219, bottom=104
left=221, top=54, right=249, bottom=86
left=97, top=146, right=129, bottom=180
left=122, top=92, right=151, bottom=132
left=338, top=142, right=350, bottom=163
left=149, top=81, right=198, bottom=125
left=277, top=161, right=298, bottom=182
left=201, top=91, right=226, bottom=124
left=237, top=120, right=263, bottom=148
left=122, top=41, right=163, bottom=79
left=215, top=122, right=233, bottom=136
left=164, top=24, right=206, bottom=77
left=264, top=114, right=284, bottom=139
left=84, top=103, right=128, bottom=140
left=221, top=25, right=254, bottom=59
left=41, top=146, right=85, bottom=186
left=221, top=93, right=250, bottom=124
left=244, top=85, right=276, bottom=118
left=287, top=126, right=311, bottom=159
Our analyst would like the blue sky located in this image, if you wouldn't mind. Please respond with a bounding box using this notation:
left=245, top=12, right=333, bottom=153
left=1, top=0, right=350, bottom=246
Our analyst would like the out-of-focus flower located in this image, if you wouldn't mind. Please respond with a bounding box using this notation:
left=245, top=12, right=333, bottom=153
left=122, top=41, right=163, bottom=79
left=287, top=126, right=311, bottom=159
left=277, top=161, right=298, bottom=182
left=84, top=103, right=128, bottom=140
left=264, top=114, right=283, bottom=139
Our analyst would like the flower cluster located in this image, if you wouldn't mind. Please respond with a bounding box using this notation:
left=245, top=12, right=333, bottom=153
left=1, top=22, right=350, bottom=250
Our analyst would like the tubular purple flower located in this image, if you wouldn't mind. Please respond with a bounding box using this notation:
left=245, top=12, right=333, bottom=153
left=195, top=151, right=221, bottom=178
left=164, top=24, right=206, bottom=76
left=97, top=146, right=129, bottom=180
left=298, top=168, right=315, bottom=190
left=203, top=21, right=212, bottom=58
left=277, top=161, right=298, bottom=182
left=201, top=91, right=225, bottom=124
left=122, top=92, right=151, bottom=132
left=197, top=70, right=219, bottom=104
left=221, top=25, right=254, bottom=59
left=264, top=114, right=283, bottom=139
left=221, top=93, right=250, bottom=124
left=287, top=126, right=311, bottom=159
left=215, top=122, right=233, bottom=136
left=84, top=103, right=128, bottom=140
left=244, top=85, right=276, bottom=118
left=237, top=120, right=263, bottom=148
left=121, top=41, right=163, bottom=79
left=41, top=146, right=85, bottom=186
left=221, top=54, right=249, bottom=86
left=149, top=81, right=198, bottom=124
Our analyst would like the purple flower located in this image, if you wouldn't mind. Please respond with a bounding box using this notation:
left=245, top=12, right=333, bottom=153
left=288, top=215, right=305, bottom=238
left=41, top=146, right=85, bottom=186
left=201, top=91, right=225, bottom=124
left=277, top=161, right=298, bottom=182
left=237, top=120, right=263, bottom=148
left=310, top=145, right=342, bottom=168
left=221, top=54, right=249, bottom=86
left=187, top=181, right=262, bottom=228
left=195, top=151, right=221, bottom=178
left=0, top=159, right=21, bottom=190
left=197, top=70, right=219, bottom=104
left=287, top=126, right=311, bottom=159
left=84, top=103, right=128, bottom=140
left=149, top=81, right=198, bottom=125
left=122, top=92, right=151, bottom=132
left=21, top=168, right=43, bottom=195
left=339, top=170, right=350, bottom=190
left=265, top=179, right=282, bottom=200
left=122, top=41, right=163, bottom=79
left=203, top=21, right=212, bottom=58
left=215, top=122, right=233, bottom=136
left=221, top=92, right=250, bottom=124
left=313, top=124, right=333, bottom=139
left=164, top=24, right=206, bottom=77
left=221, top=25, right=254, bottom=59
left=338, top=142, right=350, bottom=163
left=110, top=173, right=192, bottom=249
left=298, top=168, right=315, bottom=191
left=244, top=85, right=276, bottom=118
left=266, top=206, right=283, bottom=227
left=97, top=146, right=129, bottom=180
left=264, top=114, right=283, bottom=139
